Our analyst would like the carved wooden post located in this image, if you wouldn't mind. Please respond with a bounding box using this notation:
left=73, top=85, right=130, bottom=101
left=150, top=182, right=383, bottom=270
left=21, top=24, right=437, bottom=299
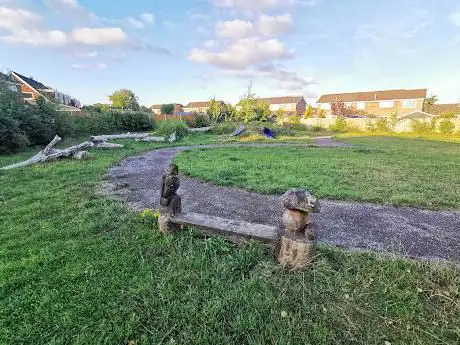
left=158, top=163, right=182, bottom=234
left=277, top=188, right=320, bottom=269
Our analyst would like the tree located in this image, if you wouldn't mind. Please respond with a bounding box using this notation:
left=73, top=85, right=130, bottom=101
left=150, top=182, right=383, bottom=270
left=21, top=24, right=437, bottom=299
left=161, top=104, right=175, bottom=114
left=109, top=89, right=139, bottom=111
left=275, top=108, right=285, bottom=122
left=425, top=94, right=438, bottom=108
left=236, top=96, right=270, bottom=123
left=304, top=104, right=314, bottom=118
left=318, top=109, right=326, bottom=118
left=224, top=104, right=237, bottom=121
left=207, top=99, right=224, bottom=121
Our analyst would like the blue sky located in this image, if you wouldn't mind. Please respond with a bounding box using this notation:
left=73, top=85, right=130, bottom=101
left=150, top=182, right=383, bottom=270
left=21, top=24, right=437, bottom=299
left=1, top=0, right=459, bottom=106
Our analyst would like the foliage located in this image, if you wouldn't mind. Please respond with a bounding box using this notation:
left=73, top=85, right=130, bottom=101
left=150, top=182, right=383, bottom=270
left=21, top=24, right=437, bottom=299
left=318, top=109, right=326, bottom=118
left=235, top=97, right=270, bottom=123
left=330, top=116, right=348, bottom=132
left=210, top=121, right=238, bottom=135
left=440, top=112, right=455, bottom=119
left=193, top=112, right=211, bottom=128
left=374, top=118, right=391, bottom=132
left=410, top=120, right=436, bottom=134
left=161, top=104, right=175, bottom=115
left=424, top=94, right=438, bottom=108
left=304, top=104, right=314, bottom=118
left=82, top=103, right=110, bottom=113
left=156, top=120, right=188, bottom=139
left=207, top=99, right=224, bottom=122
left=275, top=108, right=285, bottom=122
left=109, top=89, right=140, bottom=111
left=439, top=119, right=455, bottom=134
left=286, top=114, right=300, bottom=125
left=223, top=104, right=237, bottom=121
left=0, top=89, right=57, bottom=152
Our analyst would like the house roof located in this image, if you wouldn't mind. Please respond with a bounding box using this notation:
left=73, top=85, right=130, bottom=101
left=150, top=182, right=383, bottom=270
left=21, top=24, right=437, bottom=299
left=185, top=101, right=224, bottom=108
left=258, top=96, right=304, bottom=105
left=426, top=103, right=460, bottom=115
left=12, top=71, right=52, bottom=91
left=398, top=111, right=437, bottom=120
left=317, top=89, right=427, bottom=103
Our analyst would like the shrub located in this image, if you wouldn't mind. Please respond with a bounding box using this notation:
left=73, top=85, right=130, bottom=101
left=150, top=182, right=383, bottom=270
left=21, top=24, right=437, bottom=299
left=0, top=115, right=29, bottom=153
left=194, top=113, right=211, bottom=128
left=156, top=120, right=188, bottom=139
left=411, top=120, right=435, bottom=134
left=375, top=118, right=391, bottom=132
left=210, top=121, right=238, bottom=135
left=330, top=117, right=347, bottom=132
left=440, top=112, right=455, bottom=119
left=110, top=111, right=154, bottom=132
left=439, top=119, right=455, bottom=134
left=286, top=114, right=300, bottom=125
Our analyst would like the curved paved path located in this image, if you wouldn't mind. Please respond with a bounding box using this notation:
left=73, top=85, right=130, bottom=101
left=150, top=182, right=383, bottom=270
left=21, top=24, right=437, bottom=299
left=105, top=140, right=460, bottom=264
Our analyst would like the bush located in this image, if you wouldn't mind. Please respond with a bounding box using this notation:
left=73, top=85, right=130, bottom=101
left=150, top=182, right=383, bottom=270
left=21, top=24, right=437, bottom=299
left=0, top=115, right=29, bottom=153
left=411, top=120, right=436, bottom=134
left=374, top=118, right=391, bottom=132
left=330, top=117, right=347, bottom=132
left=194, top=113, right=211, bottom=128
left=156, top=120, right=188, bottom=139
left=210, top=121, right=238, bottom=135
left=286, top=114, right=300, bottom=125
left=439, top=119, right=455, bottom=134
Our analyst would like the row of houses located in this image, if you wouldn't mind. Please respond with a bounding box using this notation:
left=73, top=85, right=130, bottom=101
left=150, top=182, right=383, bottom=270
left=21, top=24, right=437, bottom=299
left=0, top=71, right=81, bottom=111
left=152, top=89, right=459, bottom=119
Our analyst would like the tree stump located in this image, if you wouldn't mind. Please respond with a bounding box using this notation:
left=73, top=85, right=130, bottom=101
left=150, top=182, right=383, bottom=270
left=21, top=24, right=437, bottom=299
left=277, top=188, right=320, bottom=269
left=158, top=163, right=182, bottom=234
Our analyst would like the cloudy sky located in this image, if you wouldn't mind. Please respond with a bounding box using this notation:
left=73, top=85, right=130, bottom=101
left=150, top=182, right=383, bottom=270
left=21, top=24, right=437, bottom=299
left=1, top=0, right=460, bottom=105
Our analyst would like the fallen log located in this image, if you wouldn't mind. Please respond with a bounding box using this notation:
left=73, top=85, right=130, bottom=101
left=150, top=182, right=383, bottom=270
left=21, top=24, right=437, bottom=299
left=0, top=136, right=94, bottom=170
left=187, top=126, right=213, bottom=133
left=92, top=141, right=124, bottom=149
left=90, top=133, right=150, bottom=142
left=136, top=136, right=165, bottom=142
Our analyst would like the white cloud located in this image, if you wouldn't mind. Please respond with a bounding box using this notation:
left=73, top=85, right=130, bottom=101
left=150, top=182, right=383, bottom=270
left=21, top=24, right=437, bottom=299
left=214, top=15, right=293, bottom=39
left=450, top=11, right=460, bottom=27
left=140, top=12, right=155, bottom=24
left=257, top=14, right=292, bottom=36
left=124, top=12, right=155, bottom=29
left=210, top=0, right=317, bottom=12
left=97, top=63, right=107, bottom=69
left=73, top=50, right=99, bottom=58
left=0, top=6, right=42, bottom=32
left=216, top=19, right=253, bottom=39
left=72, top=27, right=128, bottom=45
left=1, top=29, right=67, bottom=45
left=44, top=0, right=95, bottom=21
left=71, top=62, right=108, bottom=70
left=189, top=37, right=293, bottom=69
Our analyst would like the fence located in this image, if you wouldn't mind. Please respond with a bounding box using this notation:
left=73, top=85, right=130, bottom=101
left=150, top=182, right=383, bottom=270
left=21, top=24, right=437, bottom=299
left=301, top=117, right=460, bottom=133
left=153, top=113, right=196, bottom=123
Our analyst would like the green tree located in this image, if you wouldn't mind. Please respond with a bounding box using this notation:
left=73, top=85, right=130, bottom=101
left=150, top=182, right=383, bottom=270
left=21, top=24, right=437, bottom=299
left=275, top=108, right=285, bottom=122
left=207, top=99, right=224, bottom=121
left=423, top=94, right=438, bottom=112
left=304, top=104, right=314, bottom=118
left=224, top=104, right=237, bottom=121
left=236, top=97, right=270, bottom=123
left=318, top=109, right=326, bottom=118
left=161, top=104, right=175, bottom=114
left=109, top=89, right=140, bottom=111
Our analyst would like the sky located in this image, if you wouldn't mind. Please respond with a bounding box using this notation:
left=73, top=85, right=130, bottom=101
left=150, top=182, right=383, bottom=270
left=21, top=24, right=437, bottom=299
left=1, top=0, right=460, bottom=106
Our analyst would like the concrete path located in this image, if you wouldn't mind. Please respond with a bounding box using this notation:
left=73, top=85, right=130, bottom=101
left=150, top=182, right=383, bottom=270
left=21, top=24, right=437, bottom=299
left=105, top=142, right=460, bottom=264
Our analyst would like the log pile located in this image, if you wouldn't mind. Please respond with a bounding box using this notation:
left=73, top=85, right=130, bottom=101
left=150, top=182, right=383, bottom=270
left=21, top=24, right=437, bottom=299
left=1, top=131, right=177, bottom=170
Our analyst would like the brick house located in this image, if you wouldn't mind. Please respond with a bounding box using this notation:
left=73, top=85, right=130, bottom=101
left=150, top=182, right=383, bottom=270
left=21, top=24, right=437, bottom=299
left=10, top=71, right=81, bottom=110
left=184, top=101, right=225, bottom=114
left=151, top=103, right=184, bottom=115
left=258, top=96, right=307, bottom=115
left=317, top=89, right=427, bottom=117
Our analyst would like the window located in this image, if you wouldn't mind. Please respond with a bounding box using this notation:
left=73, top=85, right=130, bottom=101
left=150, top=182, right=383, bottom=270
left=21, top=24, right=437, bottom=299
left=22, top=92, right=34, bottom=99
left=320, top=103, right=331, bottom=110
left=379, top=101, right=394, bottom=108
left=403, top=99, right=416, bottom=108
left=357, top=102, right=365, bottom=110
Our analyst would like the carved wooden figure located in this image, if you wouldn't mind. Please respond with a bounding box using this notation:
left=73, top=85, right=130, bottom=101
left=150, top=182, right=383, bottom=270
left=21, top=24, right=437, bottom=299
left=158, top=163, right=182, bottom=234
left=277, top=188, right=320, bottom=269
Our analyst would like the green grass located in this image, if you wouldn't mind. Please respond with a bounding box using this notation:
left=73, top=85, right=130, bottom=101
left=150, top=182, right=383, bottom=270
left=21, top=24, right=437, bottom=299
left=175, top=136, right=460, bottom=209
left=1, top=135, right=459, bottom=344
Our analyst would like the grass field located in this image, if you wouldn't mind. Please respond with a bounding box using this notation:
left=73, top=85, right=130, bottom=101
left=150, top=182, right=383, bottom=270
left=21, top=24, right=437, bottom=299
left=1, top=135, right=459, bottom=344
left=175, top=136, right=460, bottom=209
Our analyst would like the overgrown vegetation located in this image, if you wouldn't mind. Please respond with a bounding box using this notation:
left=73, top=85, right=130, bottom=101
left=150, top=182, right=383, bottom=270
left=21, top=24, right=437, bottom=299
left=176, top=136, right=460, bottom=209
left=0, top=89, right=155, bottom=153
left=156, top=119, right=188, bottom=139
left=1, top=139, right=459, bottom=344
